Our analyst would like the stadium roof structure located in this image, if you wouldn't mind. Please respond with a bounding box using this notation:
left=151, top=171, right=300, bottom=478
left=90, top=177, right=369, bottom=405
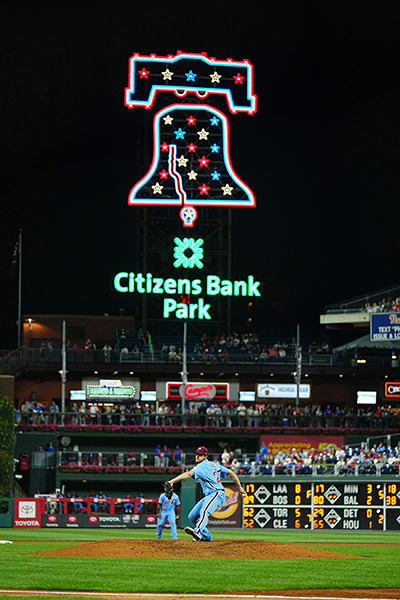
left=334, top=334, right=400, bottom=352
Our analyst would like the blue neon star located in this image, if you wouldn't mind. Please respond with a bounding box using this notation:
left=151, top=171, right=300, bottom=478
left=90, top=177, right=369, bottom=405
left=210, top=144, right=220, bottom=153
left=185, top=70, right=197, bottom=81
left=210, top=116, right=219, bottom=126
left=211, top=170, right=221, bottom=180
left=174, top=128, right=186, bottom=139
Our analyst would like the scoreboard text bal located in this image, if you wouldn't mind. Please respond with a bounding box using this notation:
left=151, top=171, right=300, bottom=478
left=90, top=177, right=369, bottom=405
left=242, top=481, right=400, bottom=530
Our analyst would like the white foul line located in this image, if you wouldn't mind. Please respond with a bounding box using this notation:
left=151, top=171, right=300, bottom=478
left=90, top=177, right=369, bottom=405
left=0, top=590, right=396, bottom=600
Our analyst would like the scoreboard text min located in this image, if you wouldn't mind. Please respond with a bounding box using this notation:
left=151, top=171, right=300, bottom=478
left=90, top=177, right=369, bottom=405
left=243, top=481, right=400, bottom=530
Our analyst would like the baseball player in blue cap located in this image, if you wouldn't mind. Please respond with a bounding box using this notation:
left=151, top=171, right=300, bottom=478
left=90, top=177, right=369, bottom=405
left=166, top=445, right=246, bottom=541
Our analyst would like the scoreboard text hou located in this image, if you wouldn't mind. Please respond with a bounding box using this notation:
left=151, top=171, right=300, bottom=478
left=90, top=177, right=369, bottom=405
left=242, top=481, right=400, bottom=530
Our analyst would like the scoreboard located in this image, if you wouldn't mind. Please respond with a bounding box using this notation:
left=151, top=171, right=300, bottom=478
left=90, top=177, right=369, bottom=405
left=242, top=481, right=400, bottom=530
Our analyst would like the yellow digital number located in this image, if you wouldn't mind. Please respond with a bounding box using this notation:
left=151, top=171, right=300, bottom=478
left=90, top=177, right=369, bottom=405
left=314, top=495, right=325, bottom=505
left=295, top=483, right=301, bottom=494
left=378, top=490, right=384, bottom=500
left=379, top=514, right=384, bottom=524
left=295, top=519, right=301, bottom=528
left=243, top=507, right=254, bottom=517
left=313, top=508, right=324, bottom=517
left=367, top=483, right=372, bottom=494
left=315, top=484, right=325, bottom=493
left=244, top=518, right=254, bottom=528
left=295, top=508, right=301, bottom=518
left=366, top=496, right=372, bottom=505
left=244, top=495, right=255, bottom=504
left=246, top=483, right=255, bottom=493
left=295, top=495, right=301, bottom=505
left=388, top=484, right=397, bottom=494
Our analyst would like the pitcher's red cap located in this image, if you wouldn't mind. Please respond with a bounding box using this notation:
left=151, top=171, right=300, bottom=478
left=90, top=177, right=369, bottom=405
left=195, top=446, right=208, bottom=456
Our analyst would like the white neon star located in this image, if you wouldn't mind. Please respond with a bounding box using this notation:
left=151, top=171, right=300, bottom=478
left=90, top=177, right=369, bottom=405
left=162, top=68, right=174, bottom=80
left=197, top=128, right=209, bottom=140
left=163, top=114, right=173, bottom=125
left=210, top=71, right=222, bottom=83
left=177, top=155, right=188, bottom=167
left=187, top=170, right=198, bottom=180
left=221, top=184, right=233, bottom=195
left=152, top=182, right=164, bottom=194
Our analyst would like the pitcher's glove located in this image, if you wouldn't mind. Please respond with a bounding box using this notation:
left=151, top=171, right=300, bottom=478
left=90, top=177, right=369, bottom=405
left=163, top=481, right=173, bottom=499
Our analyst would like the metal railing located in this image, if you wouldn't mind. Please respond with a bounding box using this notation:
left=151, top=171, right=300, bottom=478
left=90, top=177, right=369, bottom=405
left=17, top=410, right=400, bottom=430
left=32, top=451, right=400, bottom=478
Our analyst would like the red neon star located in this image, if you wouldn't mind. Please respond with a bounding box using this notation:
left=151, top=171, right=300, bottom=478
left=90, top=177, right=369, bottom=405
left=159, top=169, right=168, bottom=179
left=198, top=183, right=210, bottom=195
left=138, top=67, right=150, bottom=79
left=187, top=143, right=197, bottom=152
left=160, top=142, right=169, bottom=152
left=198, top=155, right=210, bottom=167
left=186, top=115, right=197, bottom=125
left=233, top=72, right=245, bottom=84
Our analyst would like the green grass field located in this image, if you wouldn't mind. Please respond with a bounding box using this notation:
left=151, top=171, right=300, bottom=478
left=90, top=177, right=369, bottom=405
left=0, top=528, right=399, bottom=593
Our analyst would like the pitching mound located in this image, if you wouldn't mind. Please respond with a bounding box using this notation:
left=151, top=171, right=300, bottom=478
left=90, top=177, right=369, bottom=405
left=37, top=538, right=359, bottom=559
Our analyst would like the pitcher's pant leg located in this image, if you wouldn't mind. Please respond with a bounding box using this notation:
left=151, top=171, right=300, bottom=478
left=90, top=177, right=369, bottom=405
left=194, top=491, right=225, bottom=542
left=188, top=497, right=204, bottom=528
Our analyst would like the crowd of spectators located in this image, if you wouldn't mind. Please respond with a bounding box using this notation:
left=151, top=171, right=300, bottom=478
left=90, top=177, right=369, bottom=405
left=223, top=441, right=400, bottom=476
left=17, top=400, right=400, bottom=430
left=363, top=297, right=400, bottom=313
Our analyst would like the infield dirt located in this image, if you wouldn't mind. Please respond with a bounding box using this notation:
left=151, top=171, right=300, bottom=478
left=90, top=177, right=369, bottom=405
left=35, top=538, right=360, bottom=559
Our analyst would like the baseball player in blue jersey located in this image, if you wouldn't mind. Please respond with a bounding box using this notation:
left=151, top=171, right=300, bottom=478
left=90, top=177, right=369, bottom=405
left=167, top=445, right=246, bottom=541
left=157, top=490, right=180, bottom=539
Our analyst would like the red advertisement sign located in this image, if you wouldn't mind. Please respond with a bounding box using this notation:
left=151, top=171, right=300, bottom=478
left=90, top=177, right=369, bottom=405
left=14, top=498, right=44, bottom=528
left=260, top=434, right=344, bottom=455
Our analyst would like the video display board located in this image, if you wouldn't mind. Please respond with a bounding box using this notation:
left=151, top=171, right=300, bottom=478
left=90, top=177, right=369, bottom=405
left=242, top=481, right=400, bottom=530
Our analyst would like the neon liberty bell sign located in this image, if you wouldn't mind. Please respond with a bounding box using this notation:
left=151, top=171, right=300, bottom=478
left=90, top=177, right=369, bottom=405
left=125, top=51, right=257, bottom=227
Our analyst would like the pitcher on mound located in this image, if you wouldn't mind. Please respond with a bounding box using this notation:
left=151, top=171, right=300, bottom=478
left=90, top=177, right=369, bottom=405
left=167, top=445, right=247, bottom=541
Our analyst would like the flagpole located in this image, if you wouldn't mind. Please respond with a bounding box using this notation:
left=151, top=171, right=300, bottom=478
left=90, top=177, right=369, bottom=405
left=17, top=228, right=23, bottom=348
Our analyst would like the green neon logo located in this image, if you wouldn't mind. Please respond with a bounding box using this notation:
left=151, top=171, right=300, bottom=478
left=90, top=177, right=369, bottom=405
left=173, top=237, right=204, bottom=269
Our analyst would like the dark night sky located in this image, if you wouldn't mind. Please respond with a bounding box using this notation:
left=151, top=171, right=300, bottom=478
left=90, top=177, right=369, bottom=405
left=1, top=4, right=400, bottom=347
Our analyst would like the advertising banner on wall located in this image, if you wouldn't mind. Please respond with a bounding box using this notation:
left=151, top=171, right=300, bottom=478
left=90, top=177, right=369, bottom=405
left=14, top=498, right=43, bottom=528
left=257, top=383, right=311, bottom=399
left=41, top=513, right=157, bottom=529
left=208, top=484, right=242, bottom=528
left=370, top=313, right=400, bottom=341
left=385, top=382, right=400, bottom=398
left=260, top=434, right=344, bottom=455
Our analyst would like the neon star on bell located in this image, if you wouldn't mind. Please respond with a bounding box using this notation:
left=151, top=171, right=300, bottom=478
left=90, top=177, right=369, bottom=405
left=187, top=143, right=197, bottom=152
left=186, top=115, right=197, bottom=125
left=233, top=73, right=245, bottom=84
left=138, top=67, right=150, bottom=79
left=221, top=183, right=233, bottom=195
left=197, top=128, right=209, bottom=140
left=177, top=155, right=188, bottom=167
left=210, top=144, right=220, bottom=153
left=210, top=71, right=222, bottom=83
left=162, top=68, right=174, bottom=80
left=185, top=70, right=197, bottom=81
left=152, top=182, right=164, bottom=194
left=174, top=128, right=186, bottom=139
left=198, top=183, right=210, bottom=195
left=187, top=170, right=198, bottom=180
left=160, top=142, right=169, bottom=152
left=159, top=169, right=168, bottom=179
left=210, top=116, right=219, bottom=126
left=211, top=170, right=221, bottom=180
left=198, top=156, right=210, bottom=167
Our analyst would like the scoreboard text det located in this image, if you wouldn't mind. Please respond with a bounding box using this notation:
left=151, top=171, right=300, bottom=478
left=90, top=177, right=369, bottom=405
left=242, top=482, right=400, bottom=530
